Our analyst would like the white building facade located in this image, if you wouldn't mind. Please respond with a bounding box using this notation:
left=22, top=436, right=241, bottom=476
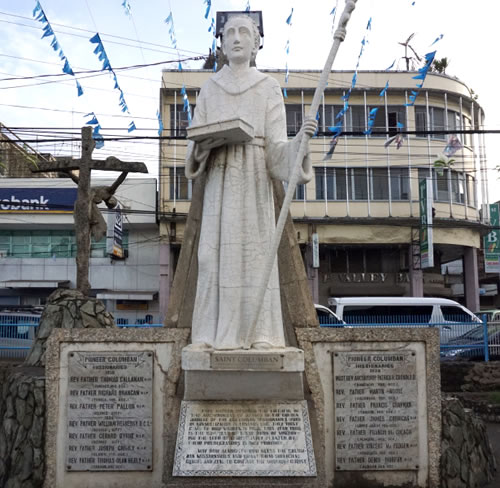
left=0, top=177, right=160, bottom=324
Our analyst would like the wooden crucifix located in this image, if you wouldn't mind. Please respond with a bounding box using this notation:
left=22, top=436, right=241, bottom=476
left=32, top=126, right=148, bottom=296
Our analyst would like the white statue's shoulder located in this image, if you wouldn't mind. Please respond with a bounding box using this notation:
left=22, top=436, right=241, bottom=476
left=209, top=65, right=271, bottom=95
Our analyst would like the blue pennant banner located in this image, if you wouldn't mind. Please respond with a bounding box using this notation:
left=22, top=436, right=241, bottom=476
left=204, top=0, right=211, bottom=19
left=157, top=110, right=164, bottom=136
left=33, top=0, right=83, bottom=96
left=89, top=32, right=135, bottom=128
left=121, top=0, right=131, bottom=16
left=84, top=112, right=104, bottom=149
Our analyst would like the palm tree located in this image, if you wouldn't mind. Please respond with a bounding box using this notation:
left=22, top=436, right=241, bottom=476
left=432, top=57, right=449, bottom=74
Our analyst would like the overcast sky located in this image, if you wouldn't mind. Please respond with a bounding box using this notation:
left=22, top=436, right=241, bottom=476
left=1, top=0, right=499, bottom=200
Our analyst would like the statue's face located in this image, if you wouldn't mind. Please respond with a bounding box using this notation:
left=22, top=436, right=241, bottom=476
left=222, top=17, right=256, bottom=65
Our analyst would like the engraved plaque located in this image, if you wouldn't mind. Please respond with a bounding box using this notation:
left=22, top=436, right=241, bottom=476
left=333, top=350, right=418, bottom=471
left=210, top=352, right=283, bottom=371
left=66, top=351, right=153, bottom=471
left=173, top=401, right=316, bottom=476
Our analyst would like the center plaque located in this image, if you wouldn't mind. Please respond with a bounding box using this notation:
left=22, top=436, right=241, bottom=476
left=333, top=350, right=419, bottom=471
left=173, top=401, right=316, bottom=476
left=65, top=350, right=153, bottom=471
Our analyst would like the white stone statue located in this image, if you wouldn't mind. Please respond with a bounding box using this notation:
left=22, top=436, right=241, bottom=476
left=185, top=14, right=317, bottom=350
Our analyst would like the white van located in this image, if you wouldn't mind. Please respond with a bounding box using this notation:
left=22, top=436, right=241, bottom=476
left=327, top=297, right=481, bottom=342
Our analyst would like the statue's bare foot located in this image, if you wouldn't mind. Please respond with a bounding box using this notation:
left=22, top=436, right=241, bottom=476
left=251, top=341, right=273, bottom=350
left=185, top=342, right=213, bottom=351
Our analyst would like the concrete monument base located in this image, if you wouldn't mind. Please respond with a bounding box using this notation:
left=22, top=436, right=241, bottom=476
left=182, top=346, right=305, bottom=400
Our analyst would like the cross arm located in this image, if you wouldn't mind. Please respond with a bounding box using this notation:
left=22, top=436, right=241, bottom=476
left=31, top=156, right=148, bottom=174
left=94, top=157, right=148, bottom=173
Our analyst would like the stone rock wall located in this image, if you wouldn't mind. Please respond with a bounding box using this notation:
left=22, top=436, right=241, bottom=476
left=441, top=361, right=500, bottom=393
left=25, top=288, right=115, bottom=367
left=441, top=396, right=496, bottom=487
left=0, top=368, right=45, bottom=488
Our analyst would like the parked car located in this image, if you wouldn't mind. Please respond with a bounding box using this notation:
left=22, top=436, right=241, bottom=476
left=441, top=324, right=500, bottom=360
left=475, top=310, right=500, bottom=323
left=314, top=304, right=345, bottom=327
left=327, top=297, right=481, bottom=343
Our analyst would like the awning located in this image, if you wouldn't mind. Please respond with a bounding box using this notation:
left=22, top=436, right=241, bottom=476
left=0, top=280, right=70, bottom=289
left=96, top=291, right=157, bottom=301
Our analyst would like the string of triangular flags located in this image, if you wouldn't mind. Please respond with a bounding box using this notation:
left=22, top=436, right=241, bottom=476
left=206, top=3, right=217, bottom=72
left=84, top=112, right=105, bottom=149
left=283, top=7, right=293, bottom=98
left=32, top=1, right=83, bottom=97
left=89, top=33, right=136, bottom=133
left=324, top=15, right=372, bottom=160
left=164, top=8, right=192, bottom=128
left=121, top=0, right=131, bottom=16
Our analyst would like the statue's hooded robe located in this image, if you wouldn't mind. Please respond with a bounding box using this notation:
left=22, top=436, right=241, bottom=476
left=185, top=65, right=312, bottom=349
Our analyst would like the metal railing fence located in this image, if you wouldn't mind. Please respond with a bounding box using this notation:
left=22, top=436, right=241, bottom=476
left=1, top=317, right=498, bottom=362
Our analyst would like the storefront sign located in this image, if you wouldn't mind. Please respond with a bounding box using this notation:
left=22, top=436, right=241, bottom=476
left=312, top=233, right=319, bottom=268
left=484, top=203, right=500, bottom=273
left=107, top=204, right=124, bottom=259
left=419, top=178, right=434, bottom=268
left=0, top=188, right=77, bottom=212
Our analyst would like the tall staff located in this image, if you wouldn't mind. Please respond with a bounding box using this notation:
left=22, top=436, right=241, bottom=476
left=248, top=0, right=359, bottom=344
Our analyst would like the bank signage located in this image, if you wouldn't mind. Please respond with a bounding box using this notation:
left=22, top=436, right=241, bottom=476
left=419, top=178, right=434, bottom=269
left=484, top=203, right=500, bottom=273
left=0, top=188, right=77, bottom=213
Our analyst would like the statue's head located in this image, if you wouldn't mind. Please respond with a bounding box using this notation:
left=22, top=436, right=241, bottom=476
left=221, top=15, right=260, bottom=66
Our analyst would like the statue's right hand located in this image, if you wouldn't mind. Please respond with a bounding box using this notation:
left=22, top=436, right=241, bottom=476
left=197, top=137, right=226, bottom=151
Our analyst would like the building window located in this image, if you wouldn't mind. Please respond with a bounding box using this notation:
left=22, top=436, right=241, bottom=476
left=316, top=167, right=409, bottom=201
left=295, top=184, right=305, bottom=200
left=390, top=168, right=409, bottom=200
left=467, top=174, right=477, bottom=207
left=415, top=107, right=427, bottom=137
left=326, top=247, right=388, bottom=273
left=415, top=106, right=447, bottom=140
left=418, top=168, right=473, bottom=206
left=451, top=171, right=465, bottom=204
left=315, top=167, right=334, bottom=200
left=0, top=230, right=127, bottom=258
left=169, top=167, right=192, bottom=200
left=462, top=115, right=472, bottom=147
left=365, top=106, right=406, bottom=137
left=348, top=106, right=366, bottom=134
left=284, top=180, right=305, bottom=200
left=371, top=168, right=389, bottom=200
left=315, top=167, right=347, bottom=200
left=435, top=169, right=449, bottom=202
left=431, top=107, right=445, bottom=140
left=318, top=105, right=345, bottom=132
left=170, top=104, right=195, bottom=137
left=351, top=168, right=368, bottom=200
left=285, top=104, right=303, bottom=136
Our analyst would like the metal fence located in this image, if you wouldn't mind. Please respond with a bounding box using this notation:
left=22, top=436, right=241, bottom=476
left=1, top=317, right=499, bottom=362
left=318, top=314, right=497, bottom=362
left=0, top=320, right=164, bottom=360
left=0, top=314, right=41, bottom=360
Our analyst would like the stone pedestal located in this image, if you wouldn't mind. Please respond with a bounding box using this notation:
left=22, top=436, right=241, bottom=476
left=174, top=346, right=318, bottom=478
left=182, top=347, right=305, bottom=400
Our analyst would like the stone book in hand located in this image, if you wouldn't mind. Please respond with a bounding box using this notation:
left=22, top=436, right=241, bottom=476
left=187, top=118, right=254, bottom=144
